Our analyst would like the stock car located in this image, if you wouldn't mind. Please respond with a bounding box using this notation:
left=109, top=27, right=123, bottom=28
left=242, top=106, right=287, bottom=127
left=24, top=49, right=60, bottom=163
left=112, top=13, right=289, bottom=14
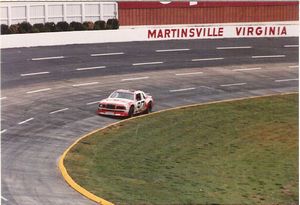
left=98, top=89, right=153, bottom=117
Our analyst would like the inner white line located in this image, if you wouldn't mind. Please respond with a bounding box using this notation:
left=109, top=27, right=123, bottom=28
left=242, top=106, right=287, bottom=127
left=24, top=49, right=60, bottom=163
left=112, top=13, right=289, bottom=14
left=86, top=101, right=99, bottom=105
left=288, top=65, right=299, bottom=68
left=175, top=72, right=203, bottom=76
left=32, top=56, right=64, bottom=61
left=192, top=57, right=224, bottom=62
left=72, top=82, right=99, bottom=87
left=220, top=83, right=247, bottom=87
left=26, top=88, right=51, bottom=94
left=18, top=118, right=34, bottom=125
left=275, top=78, right=298, bottom=82
left=1, top=196, right=8, bottom=201
left=216, top=46, right=252, bottom=50
left=284, top=45, right=299, bottom=48
left=50, top=108, right=69, bottom=114
left=132, top=62, right=163, bottom=66
left=1, top=129, right=7, bottom=134
left=199, top=86, right=216, bottom=90
left=76, top=66, right=106, bottom=71
left=121, top=77, right=149, bottom=81
left=156, top=48, right=190, bottom=52
left=232, top=67, right=261, bottom=72
left=251, top=55, right=286, bottom=58
left=21, top=71, right=50, bottom=77
left=90, top=52, right=124, bottom=57
left=0, top=97, right=7, bottom=100
left=169, top=87, right=196, bottom=92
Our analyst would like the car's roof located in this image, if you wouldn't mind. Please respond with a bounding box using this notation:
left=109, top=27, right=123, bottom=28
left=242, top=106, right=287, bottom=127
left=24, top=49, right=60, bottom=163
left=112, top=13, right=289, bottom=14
left=114, top=89, right=143, bottom=94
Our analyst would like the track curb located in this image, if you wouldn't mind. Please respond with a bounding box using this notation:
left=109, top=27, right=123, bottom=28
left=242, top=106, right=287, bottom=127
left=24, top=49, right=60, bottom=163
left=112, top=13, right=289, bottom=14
left=58, top=92, right=298, bottom=205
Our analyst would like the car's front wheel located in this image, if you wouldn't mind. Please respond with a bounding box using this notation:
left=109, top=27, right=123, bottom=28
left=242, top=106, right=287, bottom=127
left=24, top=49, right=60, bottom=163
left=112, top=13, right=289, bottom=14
left=128, top=106, right=134, bottom=117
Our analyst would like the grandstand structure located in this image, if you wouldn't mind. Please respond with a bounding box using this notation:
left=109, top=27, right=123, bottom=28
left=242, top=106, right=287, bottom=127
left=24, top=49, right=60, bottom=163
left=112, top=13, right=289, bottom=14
left=0, top=1, right=298, bottom=26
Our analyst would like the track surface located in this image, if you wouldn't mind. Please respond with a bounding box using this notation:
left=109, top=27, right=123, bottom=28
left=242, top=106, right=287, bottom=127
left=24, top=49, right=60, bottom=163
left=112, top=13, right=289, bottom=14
left=1, top=38, right=299, bottom=205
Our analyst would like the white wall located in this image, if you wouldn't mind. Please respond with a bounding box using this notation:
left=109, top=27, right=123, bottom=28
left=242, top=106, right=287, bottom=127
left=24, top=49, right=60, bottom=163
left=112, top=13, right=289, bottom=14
left=0, top=2, right=117, bottom=25
left=1, top=22, right=298, bottom=49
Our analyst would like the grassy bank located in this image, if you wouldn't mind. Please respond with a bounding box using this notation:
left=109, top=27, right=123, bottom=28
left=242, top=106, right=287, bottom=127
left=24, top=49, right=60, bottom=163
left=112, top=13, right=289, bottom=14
left=65, top=94, right=298, bottom=205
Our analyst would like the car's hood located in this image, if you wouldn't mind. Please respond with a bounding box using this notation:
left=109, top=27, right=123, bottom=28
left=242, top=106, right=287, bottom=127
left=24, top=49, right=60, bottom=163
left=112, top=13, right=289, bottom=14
left=101, top=98, right=133, bottom=105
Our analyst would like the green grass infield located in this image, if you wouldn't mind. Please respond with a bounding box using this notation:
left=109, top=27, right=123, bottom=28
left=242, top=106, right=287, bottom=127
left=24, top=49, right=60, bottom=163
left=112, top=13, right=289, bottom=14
left=65, top=94, right=298, bottom=205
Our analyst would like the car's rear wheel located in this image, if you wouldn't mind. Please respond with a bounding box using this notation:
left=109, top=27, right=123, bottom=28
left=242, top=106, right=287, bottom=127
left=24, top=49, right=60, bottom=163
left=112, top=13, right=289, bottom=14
left=128, top=106, right=134, bottom=117
left=146, top=102, right=152, bottom=114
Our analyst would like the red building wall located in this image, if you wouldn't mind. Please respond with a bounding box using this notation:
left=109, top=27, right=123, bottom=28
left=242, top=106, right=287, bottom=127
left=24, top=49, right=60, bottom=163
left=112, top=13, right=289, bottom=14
left=118, top=1, right=299, bottom=26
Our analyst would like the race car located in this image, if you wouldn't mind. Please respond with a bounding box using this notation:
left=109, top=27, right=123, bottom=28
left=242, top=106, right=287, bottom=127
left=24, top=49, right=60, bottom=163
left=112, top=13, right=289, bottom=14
left=98, top=89, right=153, bottom=117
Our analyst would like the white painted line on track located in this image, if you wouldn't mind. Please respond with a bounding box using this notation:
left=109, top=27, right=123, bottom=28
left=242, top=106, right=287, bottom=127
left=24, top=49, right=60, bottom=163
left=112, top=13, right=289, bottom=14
left=26, top=88, right=51, bottom=94
left=132, top=62, right=163, bottom=66
left=121, top=76, right=149, bottom=81
left=86, top=101, right=99, bottom=105
left=169, top=87, right=196, bottom=92
left=50, top=108, right=69, bottom=114
left=90, top=52, right=124, bottom=57
left=192, top=57, right=224, bottom=62
left=275, top=78, right=298, bottom=82
left=156, top=48, right=190, bottom=52
left=21, top=71, right=50, bottom=77
left=288, top=65, right=299, bottom=68
left=31, top=56, right=64, bottom=61
left=1, top=129, right=7, bottom=134
left=251, top=55, right=286, bottom=59
left=284, top=45, right=299, bottom=48
left=1, top=196, right=8, bottom=201
left=0, top=97, right=7, bottom=100
left=220, top=83, right=247, bottom=87
left=76, top=66, right=106, bottom=71
left=199, top=85, right=216, bottom=90
left=232, top=67, right=262, bottom=72
left=18, top=118, right=34, bottom=125
left=216, top=46, right=252, bottom=50
left=175, top=71, right=203, bottom=76
left=72, top=82, right=99, bottom=87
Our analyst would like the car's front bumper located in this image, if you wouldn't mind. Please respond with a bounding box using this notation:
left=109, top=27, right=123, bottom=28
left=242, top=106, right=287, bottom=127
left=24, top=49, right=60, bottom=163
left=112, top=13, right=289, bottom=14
left=98, top=109, right=129, bottom=117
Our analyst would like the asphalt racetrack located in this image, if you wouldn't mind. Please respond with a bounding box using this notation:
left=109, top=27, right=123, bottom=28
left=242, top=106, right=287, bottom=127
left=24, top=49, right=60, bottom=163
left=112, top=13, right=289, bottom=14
left=1, top=37, right=299, bottom=205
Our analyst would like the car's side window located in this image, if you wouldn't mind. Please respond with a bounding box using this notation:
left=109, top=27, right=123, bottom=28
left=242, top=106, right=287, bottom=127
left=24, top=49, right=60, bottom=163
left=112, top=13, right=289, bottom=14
left=136, top=93, right=142, bottom=101
left=141, top=93, right=146, bottom=99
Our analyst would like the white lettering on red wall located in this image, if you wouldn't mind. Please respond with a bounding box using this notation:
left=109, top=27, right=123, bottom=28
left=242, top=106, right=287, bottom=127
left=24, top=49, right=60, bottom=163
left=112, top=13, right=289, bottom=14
left=148, top=26, right=288, bottom=39
left=160, top=1, right=198, bottom=6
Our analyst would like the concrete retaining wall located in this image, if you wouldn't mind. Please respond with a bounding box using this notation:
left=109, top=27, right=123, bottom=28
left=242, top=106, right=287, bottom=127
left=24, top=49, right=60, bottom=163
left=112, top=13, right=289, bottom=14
left=1, top=21, right=298, bottom=49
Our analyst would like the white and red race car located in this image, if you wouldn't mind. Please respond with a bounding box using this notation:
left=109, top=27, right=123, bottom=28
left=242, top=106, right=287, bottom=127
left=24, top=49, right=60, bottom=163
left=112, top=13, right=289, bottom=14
left=98, top=89, right=153, bottom=117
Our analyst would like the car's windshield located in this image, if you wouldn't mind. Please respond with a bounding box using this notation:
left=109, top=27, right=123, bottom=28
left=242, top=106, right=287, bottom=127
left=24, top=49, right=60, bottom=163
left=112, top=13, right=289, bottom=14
left=109, top=91, right=134, bottom=100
